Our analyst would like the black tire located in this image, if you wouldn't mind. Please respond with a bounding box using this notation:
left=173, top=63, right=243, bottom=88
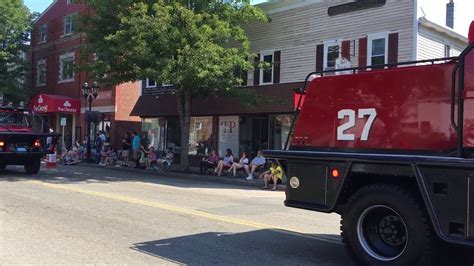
left=0, top=162, right=6, bottom=170
left=341, top=184, right=438, bottom=266
left=24, top=158, right=41, bottom=174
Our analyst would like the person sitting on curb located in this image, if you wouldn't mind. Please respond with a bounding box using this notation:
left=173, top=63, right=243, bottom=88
left=214, top=148, right=233, bottom=176
left=105, top=149, right=118, bottom=166
left=228, top=151, right=249, bottom=177
left=245, top=150, right=266, bottom=180
left=144, top=147, right=157, bottom=169
left=262, top=160, right=283, bottom=190
left=200, top=150, right=219, bottom=175
left=157, top=148, right=174, bottom=171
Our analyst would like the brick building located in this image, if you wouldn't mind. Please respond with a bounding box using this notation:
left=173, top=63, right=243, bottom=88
left=30, top=0, right=140, bottom=149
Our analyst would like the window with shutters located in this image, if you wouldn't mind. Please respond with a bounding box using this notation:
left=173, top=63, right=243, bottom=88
left=37, top=59, right=46, bottom=86
left=324, top=40, right=341, bottom=71
left=367, top=33, right=388, bottom=68
left=260, top=52, right=274, bottom=84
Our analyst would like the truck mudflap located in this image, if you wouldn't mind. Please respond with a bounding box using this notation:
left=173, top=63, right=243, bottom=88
left=266, top=149, right=474, bottom=247
left=470, top=177, right=474, bottom=239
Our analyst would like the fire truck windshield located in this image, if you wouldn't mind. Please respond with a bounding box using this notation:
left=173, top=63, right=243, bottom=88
left=0, top=111, right=30, bottom=126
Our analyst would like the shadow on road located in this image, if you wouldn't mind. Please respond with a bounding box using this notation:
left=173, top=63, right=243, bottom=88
left=131, top=230, right=351, bottom=266
left=0, top=165, right=275, bottom=192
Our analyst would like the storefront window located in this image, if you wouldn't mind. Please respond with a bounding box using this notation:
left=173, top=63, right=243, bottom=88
left=219, top=116, right=239, bottom=157
left=270, top=114, right=292, bottom=150
left=189, top=117, right=213, bottom=155
left=142, top=118, right=166, bottom=151
left=239, top=116, right=269, bottom=155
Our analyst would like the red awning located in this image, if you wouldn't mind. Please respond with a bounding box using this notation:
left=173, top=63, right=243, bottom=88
left=29, top=94, right=80, bottom=114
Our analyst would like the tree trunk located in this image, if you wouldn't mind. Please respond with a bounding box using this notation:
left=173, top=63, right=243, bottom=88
left=176, top=89, right=191, bottom=171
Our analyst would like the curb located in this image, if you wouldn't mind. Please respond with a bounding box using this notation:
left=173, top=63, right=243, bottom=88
left=74, top=163, right=287, bottom=191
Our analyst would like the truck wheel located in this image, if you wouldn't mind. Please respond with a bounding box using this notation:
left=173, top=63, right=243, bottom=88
left=24, top=158, right=41, bottom=174
left=0, top=163, right=6, bottom=170
left=341, top=184, right=437, bottom=266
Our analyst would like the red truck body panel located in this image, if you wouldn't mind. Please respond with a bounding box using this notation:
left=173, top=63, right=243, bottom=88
left=292, top=60, right=473, bottom=153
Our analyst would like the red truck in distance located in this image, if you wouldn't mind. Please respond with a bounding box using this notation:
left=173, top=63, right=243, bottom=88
left=0, top=104, right=59, bottom=174
left=267, top=21, right=474, bottom=265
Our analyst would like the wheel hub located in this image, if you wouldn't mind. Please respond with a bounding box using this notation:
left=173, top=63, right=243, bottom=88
left=379, top=215, right=406, bottom=246
left=357, top=205, right=409, bottom=261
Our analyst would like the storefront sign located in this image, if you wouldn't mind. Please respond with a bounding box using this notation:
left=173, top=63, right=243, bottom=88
left=328, top=0, right=386, bottom=16
left=218, top=116, right=239, bottom=157
left=29, top=94, right=80, bottom=114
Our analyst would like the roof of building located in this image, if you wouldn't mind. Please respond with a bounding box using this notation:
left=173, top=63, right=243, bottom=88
left=33, top=0, right=57, bottom=24
left=419, top=17, right=468, bottom=44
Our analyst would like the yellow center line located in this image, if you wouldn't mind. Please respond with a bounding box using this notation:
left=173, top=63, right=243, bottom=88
left=28, top=180, right=343, bottom=245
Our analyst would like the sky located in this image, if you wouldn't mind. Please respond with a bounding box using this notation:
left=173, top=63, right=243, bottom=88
left=24, top=0, right=472, bottom=36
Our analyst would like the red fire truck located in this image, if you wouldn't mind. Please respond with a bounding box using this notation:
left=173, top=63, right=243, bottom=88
left=0, top=104, right=59, bottom=174
left=267, top=22, right=474, bottom=265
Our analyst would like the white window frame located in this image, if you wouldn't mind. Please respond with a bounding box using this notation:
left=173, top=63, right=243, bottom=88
left=444, top=44, right=452, bottom=57
left=323, top=39, right=341, bottom=71
left=63, top=13, right=76, bottom=36
left=146, top=78, right=157, bottom=88
left=259, top=50, right=274, bottom=85
left=38, top=23, right=47, bottom=44
left=367, top=32, right=389, bottom=67
left=58, top=52, right=75, bottom=83
left=36, top=59, right=46, bottom=87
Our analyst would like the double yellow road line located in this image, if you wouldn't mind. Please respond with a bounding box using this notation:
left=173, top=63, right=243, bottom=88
left=29, top=180, right=343, bottom=246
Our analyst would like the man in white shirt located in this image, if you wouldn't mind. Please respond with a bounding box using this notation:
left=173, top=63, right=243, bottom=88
left=245, top=150, right=266, bottom=180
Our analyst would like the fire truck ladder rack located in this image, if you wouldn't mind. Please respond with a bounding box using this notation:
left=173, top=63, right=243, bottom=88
left=453, top=42, right=474, bottom=157
left=284, top=49, right=474, bottom=152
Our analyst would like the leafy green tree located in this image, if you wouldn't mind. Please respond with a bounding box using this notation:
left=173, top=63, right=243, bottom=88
left=82, top=0, right=268, bottom=169
left=0, top=0, right=34, bottom=103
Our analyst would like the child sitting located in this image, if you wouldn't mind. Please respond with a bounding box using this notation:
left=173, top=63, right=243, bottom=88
left=144, top=147, right=157, bottom=169
left=261, top=160, right=283, bottom=191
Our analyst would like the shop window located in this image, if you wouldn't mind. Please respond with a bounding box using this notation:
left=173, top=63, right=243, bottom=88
left=367, top=33, right=388, bottom=68
left=270, top=114, right=292, bottom=150
left=142, top=118, right=166, bottom=151
left=239, top=116, right=269, bottom=155
left=189, top=117, right=213, bottom=155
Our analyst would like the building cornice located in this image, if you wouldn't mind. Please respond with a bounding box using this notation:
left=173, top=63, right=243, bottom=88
left=419, top=17, right=468, bottom=44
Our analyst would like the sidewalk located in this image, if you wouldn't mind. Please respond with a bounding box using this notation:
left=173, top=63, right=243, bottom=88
left=75, top=163, right=287, bottom=191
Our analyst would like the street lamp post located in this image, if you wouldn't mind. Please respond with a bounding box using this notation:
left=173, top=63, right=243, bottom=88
left=82, top=82, right=100, bottom=162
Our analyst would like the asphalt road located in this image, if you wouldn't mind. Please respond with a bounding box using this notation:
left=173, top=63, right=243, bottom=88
left=0, top=165, right=472, bottom=265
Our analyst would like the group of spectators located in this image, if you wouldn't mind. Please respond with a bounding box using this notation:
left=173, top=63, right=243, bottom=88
left=120, top=131, right=174, bottom=171
left=199, top=149, right=283, bottom=190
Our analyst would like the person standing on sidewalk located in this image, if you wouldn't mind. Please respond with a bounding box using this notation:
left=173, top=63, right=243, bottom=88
left=132, top=131, right=141, bottom=168
left=121, top=132, right=131, bottom=166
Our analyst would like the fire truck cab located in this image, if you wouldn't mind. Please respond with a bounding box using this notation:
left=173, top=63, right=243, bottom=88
left=0, top=104, right=58, bottom=174
left=266, top=22, right=474, bottom=265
